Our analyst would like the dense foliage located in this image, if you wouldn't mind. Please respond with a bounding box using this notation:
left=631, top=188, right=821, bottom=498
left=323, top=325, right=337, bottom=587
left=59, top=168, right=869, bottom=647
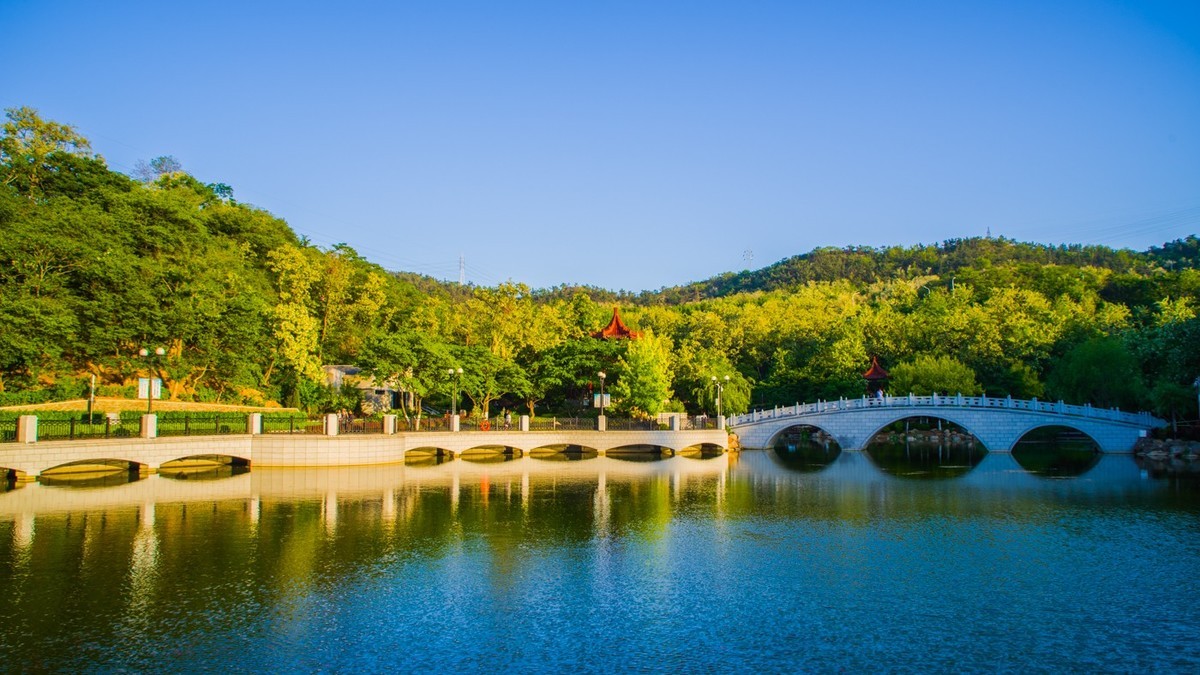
left=2, top=108, right=1198, bottom=422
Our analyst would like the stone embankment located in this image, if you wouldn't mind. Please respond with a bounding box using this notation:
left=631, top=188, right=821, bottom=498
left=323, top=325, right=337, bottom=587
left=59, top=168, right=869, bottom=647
left=1134, top=437, right=1200, bottom=462
left=873, top=429, right=978, bottom=445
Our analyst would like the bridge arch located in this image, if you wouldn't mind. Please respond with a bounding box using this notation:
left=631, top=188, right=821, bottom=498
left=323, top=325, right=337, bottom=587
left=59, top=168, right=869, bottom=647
left=528, top=442, right=601, bottom=455
left=763, top=422, right=841, bottom=450
left=406, top=446, right=456, bottom=461
left=1009, top=423, right=1100, bottom=453
left=161, top=453, right=252, bottom=467
left=860, top=413, right=988, bottom=451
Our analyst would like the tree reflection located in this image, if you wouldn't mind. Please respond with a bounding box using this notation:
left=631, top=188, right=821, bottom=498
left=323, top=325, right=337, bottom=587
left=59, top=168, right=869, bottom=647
left=1012, top=426, right=1100, bottom=477
left=866, top=441, right=985, bottom=479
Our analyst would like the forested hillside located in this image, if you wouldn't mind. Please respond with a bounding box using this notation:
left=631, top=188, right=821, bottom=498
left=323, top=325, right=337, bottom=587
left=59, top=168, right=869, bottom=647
left=2, top=107, right=1198, bottom=422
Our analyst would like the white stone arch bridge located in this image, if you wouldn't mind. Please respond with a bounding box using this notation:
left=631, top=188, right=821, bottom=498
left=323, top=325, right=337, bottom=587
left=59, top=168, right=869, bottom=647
left=729, top=394, right=1166, bottom=454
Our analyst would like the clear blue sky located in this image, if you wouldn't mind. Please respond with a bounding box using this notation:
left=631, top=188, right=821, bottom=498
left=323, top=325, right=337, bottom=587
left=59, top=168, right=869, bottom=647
left=4, top=0, right=1199, bottom=290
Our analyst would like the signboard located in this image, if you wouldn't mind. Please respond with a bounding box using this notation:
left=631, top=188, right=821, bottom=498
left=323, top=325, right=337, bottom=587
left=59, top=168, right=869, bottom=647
left=138, top=377, right=162, bottom=400
left=592, top=393, right=610, bottom=408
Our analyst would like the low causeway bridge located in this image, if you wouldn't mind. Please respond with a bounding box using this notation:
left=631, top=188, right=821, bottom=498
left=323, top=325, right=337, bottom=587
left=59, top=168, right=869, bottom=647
left=729, top=394, right=1166, bottom=453
left=0, top=418, right=728, bottom=478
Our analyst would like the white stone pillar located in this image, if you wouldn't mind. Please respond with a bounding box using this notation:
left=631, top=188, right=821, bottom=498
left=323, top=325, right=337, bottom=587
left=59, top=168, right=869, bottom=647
left=717, top=415, right=726, bottom=430
left=597, top=415, right=607, bottom=432
left=247, top=413, right=263, bottom=435
left=325, top=413, right=339, bottom=436
left=16, top=415, right=37, bottom=444
left=383, top=414, right=397, bottom=435
left=519, top=415, right=529, bottom=432
left=140, top=414, right=157, bottom=439
left=669, top=415, right=680, bottom=431
left=450, top=414, right=461, bottom=432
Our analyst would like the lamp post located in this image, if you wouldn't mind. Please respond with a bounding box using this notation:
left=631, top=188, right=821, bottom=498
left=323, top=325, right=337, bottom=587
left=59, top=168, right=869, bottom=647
left=1194, top=376, right=1200, bottom=421
left=598, top=371, right=606, bottom=417
left=139, top=347, right=165, bottom=414
left=711, top=375, right=730, bottom=420
left=448, top=367, right=463, bottom=418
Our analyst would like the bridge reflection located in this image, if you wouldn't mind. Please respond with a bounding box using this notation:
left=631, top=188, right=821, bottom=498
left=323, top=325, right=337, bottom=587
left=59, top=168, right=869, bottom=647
left=748, top=448, right=1147, bottom=494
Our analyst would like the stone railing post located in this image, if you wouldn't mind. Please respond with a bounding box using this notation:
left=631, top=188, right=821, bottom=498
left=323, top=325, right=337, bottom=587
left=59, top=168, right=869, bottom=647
left=716, top=414, right=726, bottom=430
left=324, top=413, right=339, bottom=436
left=669, top=415, right=680, bottom=431
left=450, top=414, right=460, bottom=432
left=16, top=415, right=37, bottom=443
left=519, top=415, right=529, bottom=431
left=597, top=415, right=607, bottom=432
left=141, top=414, right=157, bottom=439
left=248, top=413, right=263, bottom=435
left=383, top=414, right=397, bottom=435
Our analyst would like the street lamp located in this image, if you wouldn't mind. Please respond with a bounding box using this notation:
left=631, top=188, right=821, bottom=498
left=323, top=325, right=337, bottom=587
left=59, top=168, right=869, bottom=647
left=711, top=375, right=730, bottom=420
left=448, top=367, right=463, bottom=417
left=1193, top=375, right=1200, bottom=421
left=139, top=346, right=165, bottom=414
left=598, top=371, right=606, bottom=417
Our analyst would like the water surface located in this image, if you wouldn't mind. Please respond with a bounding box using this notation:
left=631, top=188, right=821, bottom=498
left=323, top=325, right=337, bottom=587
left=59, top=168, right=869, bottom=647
left=1, top=451, right=1197, bottom=672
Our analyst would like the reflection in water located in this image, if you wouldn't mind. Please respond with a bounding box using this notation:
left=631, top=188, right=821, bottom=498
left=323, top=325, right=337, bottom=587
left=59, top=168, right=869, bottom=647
left=405, top=454, right=451, bottom=467
left=530, top=446, right=598, bottom=461
left=866, top=440, right=985, bottom=479
left=771, top=445, right=842, bottom=473
left=1012, top=426, right=1100, bottom=477
left=460, top=452, right=519, bottom=464
left=1, top=452, right=1198, bottom=672
left=159, top=464, right=251, bottom=481
left=607, top=452, right=669, bottom=463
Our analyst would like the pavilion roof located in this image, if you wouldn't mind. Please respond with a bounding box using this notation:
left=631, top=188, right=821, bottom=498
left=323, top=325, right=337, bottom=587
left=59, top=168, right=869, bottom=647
left=863, top=355, right=890, bottom=380
left=593, top=307, right=641, bottom=339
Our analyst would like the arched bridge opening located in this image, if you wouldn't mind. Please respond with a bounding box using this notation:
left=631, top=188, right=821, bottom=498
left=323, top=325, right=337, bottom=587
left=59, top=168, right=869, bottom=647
left=460, top=445, right=524, bottom=464
left=677, top=443, right=725, bottom=460
left=862, top=416, right=987, bottom=480
left=607, top=444, right=673, bottom=462
left=769, top=423, right=842, bottom=473
left=38, top=459, right=147, bottom=487
left=529, top=444, right=600, bottom=461
left=3, top=467, right=30, bottom=490
left=159, top=454, right=251, bottom=481
left=1011, top=425, right=1100, bottom=477
left=405, top=446, right=455, bottom=466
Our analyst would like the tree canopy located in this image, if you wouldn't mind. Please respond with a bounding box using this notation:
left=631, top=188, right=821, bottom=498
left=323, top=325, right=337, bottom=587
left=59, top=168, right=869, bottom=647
left=2, top=107, right=1198, bottom=420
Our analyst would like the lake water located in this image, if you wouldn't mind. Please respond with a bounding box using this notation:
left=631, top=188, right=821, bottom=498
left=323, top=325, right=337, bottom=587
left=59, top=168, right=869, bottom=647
left=1, top=449, right=1198, bottom=672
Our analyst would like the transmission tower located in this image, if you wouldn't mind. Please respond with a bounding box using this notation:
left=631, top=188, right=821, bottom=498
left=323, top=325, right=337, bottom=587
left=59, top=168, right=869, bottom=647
left=743, top=249, right=754, bottom=270
left=459, top=254, right=466, bottom=285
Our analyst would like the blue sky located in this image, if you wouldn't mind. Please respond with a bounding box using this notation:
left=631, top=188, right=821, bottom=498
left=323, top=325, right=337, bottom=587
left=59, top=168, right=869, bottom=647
left=4, top=0, right=1199, bottom=290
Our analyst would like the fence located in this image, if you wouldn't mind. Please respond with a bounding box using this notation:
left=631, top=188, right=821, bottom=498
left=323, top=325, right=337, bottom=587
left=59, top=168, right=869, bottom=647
left=528, top=417, right=593, bottom=431
left=35, top=418, right=130, bottom=441
left=399, top=416, right=452, bottom=432
left=157, top=413, right=249, bottom=438
left=0, top=419, right=13, bottom=443
left=606, top=419, right=660, bottom=431
left=339, top=417, right=383, bottom=435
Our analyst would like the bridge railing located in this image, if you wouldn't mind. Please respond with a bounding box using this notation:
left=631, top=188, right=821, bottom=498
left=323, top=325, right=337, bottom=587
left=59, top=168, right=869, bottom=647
left=730, top=394, right=1159, bottom=427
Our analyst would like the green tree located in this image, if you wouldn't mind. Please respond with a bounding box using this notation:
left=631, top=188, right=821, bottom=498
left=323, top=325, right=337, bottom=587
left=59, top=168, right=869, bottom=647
left=1046, top=337, right=1144, bottom=409
left=889, top=355, right=983, bottom=396
left=611, top=331, right=674, bottom=418
left=1, top=106, right=93, bottom=198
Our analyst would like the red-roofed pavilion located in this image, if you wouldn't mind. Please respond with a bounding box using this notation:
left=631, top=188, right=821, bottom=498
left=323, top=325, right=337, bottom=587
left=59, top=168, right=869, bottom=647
left=593, top=307, right=641, bottom=339
left=863, top=355, right=889, bottom=395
